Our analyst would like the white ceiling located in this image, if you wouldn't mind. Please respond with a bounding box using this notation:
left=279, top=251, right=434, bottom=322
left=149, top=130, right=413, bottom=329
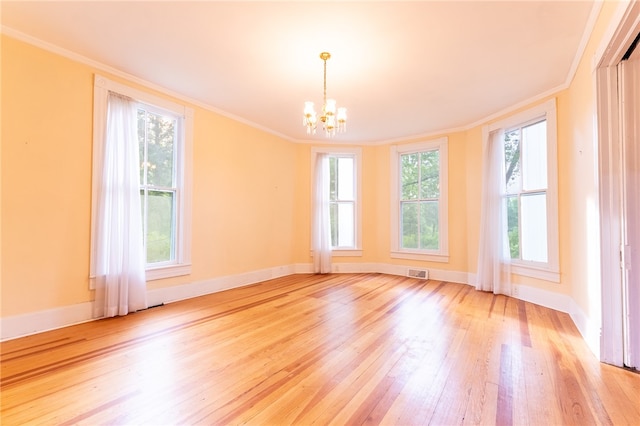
left=1, top=1, right=597, bottom=144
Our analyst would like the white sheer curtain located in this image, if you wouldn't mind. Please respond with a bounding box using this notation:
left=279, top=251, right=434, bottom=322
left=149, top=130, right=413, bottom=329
left=312, top=153, right=332, bottom=273
left=476, top=128, right=511, bottom=295
left=94, top=92, right=147, bottom=318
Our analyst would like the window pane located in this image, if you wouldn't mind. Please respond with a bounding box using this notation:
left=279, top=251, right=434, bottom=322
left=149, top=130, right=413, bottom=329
left=337, top=157, right=354, bottom=201
left=420, top=201, right=439, bottom=250
left=146, top=190, right=175, bottom=263
left=337, top=202, right=354, bottom=247
left=401, top=202, right=419, bottom=249
left=521, top=193, right=548, bottom=262
left=145, top=111, right=176, bottom=188
left=138, top=110, right=146, bottom=184
left=329, top=202, right=338, bottom=247
left=507, top=195, right=520, bottom=259
left=401, top=153, right=419, bottom=200
left=420, top=151, right=440, bottom=199
left=329, top=157, right=337, bottom=201
left=504, top=129, right=521, bottom=194
left=522, top=120, right=547, bottom=191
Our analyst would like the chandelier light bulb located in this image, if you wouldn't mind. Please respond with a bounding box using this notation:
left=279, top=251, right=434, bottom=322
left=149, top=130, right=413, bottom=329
left=303, top=101, right=317, bottom=134
left=324, top=99, right=337, bottom=116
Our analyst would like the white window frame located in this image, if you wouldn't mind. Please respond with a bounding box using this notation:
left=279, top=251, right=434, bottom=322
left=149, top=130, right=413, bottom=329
left=390, top=137, right=449, bottom=262
left=90, top=74, right=193, bottom=285
left=311, top=147, right=362, bottom=256
left=489, top=98, right=559, bottom=282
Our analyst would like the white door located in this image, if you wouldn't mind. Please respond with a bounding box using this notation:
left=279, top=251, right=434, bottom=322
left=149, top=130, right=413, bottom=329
left=620, top=53, right=640, bottom=369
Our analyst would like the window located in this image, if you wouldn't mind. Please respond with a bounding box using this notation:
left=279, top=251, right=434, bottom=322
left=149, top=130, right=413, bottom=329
left=311, top=147, right=362, bottom=255
left=138, top=105, right=180, bottom=265
left=328, top=155, right=356, bottom=248
left=491, top=99, right=559, bottom=281
left=91, top=75, right=193, bottom=283
left=391, top=138, right=448, bottom=261
left=505, top=119, right=548, bottom=262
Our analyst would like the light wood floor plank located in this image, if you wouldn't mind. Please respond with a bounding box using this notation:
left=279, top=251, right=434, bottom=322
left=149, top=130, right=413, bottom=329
left=2, top=273, right=638, bottom=425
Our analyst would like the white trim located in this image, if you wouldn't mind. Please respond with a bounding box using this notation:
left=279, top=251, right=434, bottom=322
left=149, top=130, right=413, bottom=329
left=569, top=297, right=602, bottom=359
left=488, top=98, right=555, bottom=132
left=390, top=137, right=449, bottom=259
left=1, top=302, right=95, bottom=341
left=1, top=22, right=603, bottom=148
left=146, top=265, right=297, bottom=307
left=1, top=264, right=296, bottom=341
left=594, top=0, right=640, bottom=367
left=90, top=75, right=193, bottom=287
left=309, top=249, right=364, bottom=258
left=310, top=147, right=363, bottom=252
left=0, top=26, right=295, bottom=143
left=390, top=251, right=449, bottom=263
left=510, top=264, right=560, bottom=283
left=594, top=0, right=640, bottom=68
left=513, top=282, right=571, bottom=313
left=596, top=58, right=625, bottom=367
left=1, top=263, right=588, bottom=342
left=488, top=99, right=560, bottom=280
left=565, top=1, right=603, bottom=87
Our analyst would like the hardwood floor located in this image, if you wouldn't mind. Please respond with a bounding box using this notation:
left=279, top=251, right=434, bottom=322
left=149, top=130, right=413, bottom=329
left=1, top=273, right=639, bottom=425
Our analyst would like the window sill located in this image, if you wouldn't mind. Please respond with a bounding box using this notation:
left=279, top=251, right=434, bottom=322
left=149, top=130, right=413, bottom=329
left=146, top=263, right=192, bottom=281
left=332, top=249, right=363, bottom=257
left=309, top=249, right=363, bottom=257
left=390, top=251, right=449, bottom=263
left=510, top=263, right=560, bottom=283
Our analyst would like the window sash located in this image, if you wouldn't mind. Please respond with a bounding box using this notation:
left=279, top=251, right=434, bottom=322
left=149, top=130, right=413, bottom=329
left=138, top=105, right=181, bottom=266
left=399, top=149, right=441, bottom=252
left=390, top=137, right=449, bottom=261
left=91, top=74, right=193, bottom=286
left=489, top=98, right=559, bottom=281
left=311, top=148, right=362, bottom=254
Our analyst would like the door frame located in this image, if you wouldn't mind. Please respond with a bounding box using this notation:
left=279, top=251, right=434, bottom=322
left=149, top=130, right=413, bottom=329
left=595, top=1, right=640, bottom=366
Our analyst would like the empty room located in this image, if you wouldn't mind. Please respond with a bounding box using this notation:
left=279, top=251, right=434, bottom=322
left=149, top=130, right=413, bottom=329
left=1, top=1, right=639, bottom=424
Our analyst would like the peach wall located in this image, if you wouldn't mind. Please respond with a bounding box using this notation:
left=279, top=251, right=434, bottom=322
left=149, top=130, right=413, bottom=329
left=1, top=35, right=297, bottom=316
left=0, top=1, right=621, bottom=326
left=2, top=37, right=94, bottom=316
left=563, top=1, right=619, bottom=318
left=293, top=134, right=470, bottom=273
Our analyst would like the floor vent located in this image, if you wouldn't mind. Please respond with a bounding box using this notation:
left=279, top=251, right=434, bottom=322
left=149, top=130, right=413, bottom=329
left=407, top=269, right=428, bottom=279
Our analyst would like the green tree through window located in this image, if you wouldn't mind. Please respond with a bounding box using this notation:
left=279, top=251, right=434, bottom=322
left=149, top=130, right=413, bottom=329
left=400, top=150, right=440, bottom=250
left=138, top=107, right=178, bottom=264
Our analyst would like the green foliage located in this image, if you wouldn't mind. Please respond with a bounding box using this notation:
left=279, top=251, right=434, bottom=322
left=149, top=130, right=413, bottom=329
left=400, top=150, right=440, bottom=250
left=506, top=196, right=520, bottom=259
left=138, top=108, right=177, bottom=264
left=504, top=129, right=521, bottom=192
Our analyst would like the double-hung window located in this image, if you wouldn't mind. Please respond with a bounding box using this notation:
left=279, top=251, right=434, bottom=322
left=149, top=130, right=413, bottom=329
left=91, top=75, right=193, bottom=283
left=492, top=99, right=559, bottom=281
left=311, top=147, right=362, bottom=254
left=328, top=155, right=357, bottom=248
left=138, top=105, right=181, bottom=265
left=391, top=138, right=448, bottom=261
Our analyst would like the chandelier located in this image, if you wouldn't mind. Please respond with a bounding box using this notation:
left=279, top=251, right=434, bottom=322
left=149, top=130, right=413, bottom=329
left=303, top=52, right=347, bottom=137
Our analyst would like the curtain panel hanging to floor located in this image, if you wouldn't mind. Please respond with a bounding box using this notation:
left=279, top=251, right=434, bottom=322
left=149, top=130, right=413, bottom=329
left=476, top=128, right=512, bottom=295
left=312, top=153, right=332, bottom=274
left=93, top=92, right=148, bottom=317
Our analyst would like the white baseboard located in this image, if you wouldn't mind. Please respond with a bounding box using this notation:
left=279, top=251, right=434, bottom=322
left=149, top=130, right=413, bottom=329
left=0, top=262, right=599, bottom=353
left=513, top=283, right=571, bottom=313
left=568, top=298, right=601, bottom=358
left=0, top=301, right=94, bottom=341
left=0, top=264, right=296, bottom=341
left=146, top=264, right=296, bottom=306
